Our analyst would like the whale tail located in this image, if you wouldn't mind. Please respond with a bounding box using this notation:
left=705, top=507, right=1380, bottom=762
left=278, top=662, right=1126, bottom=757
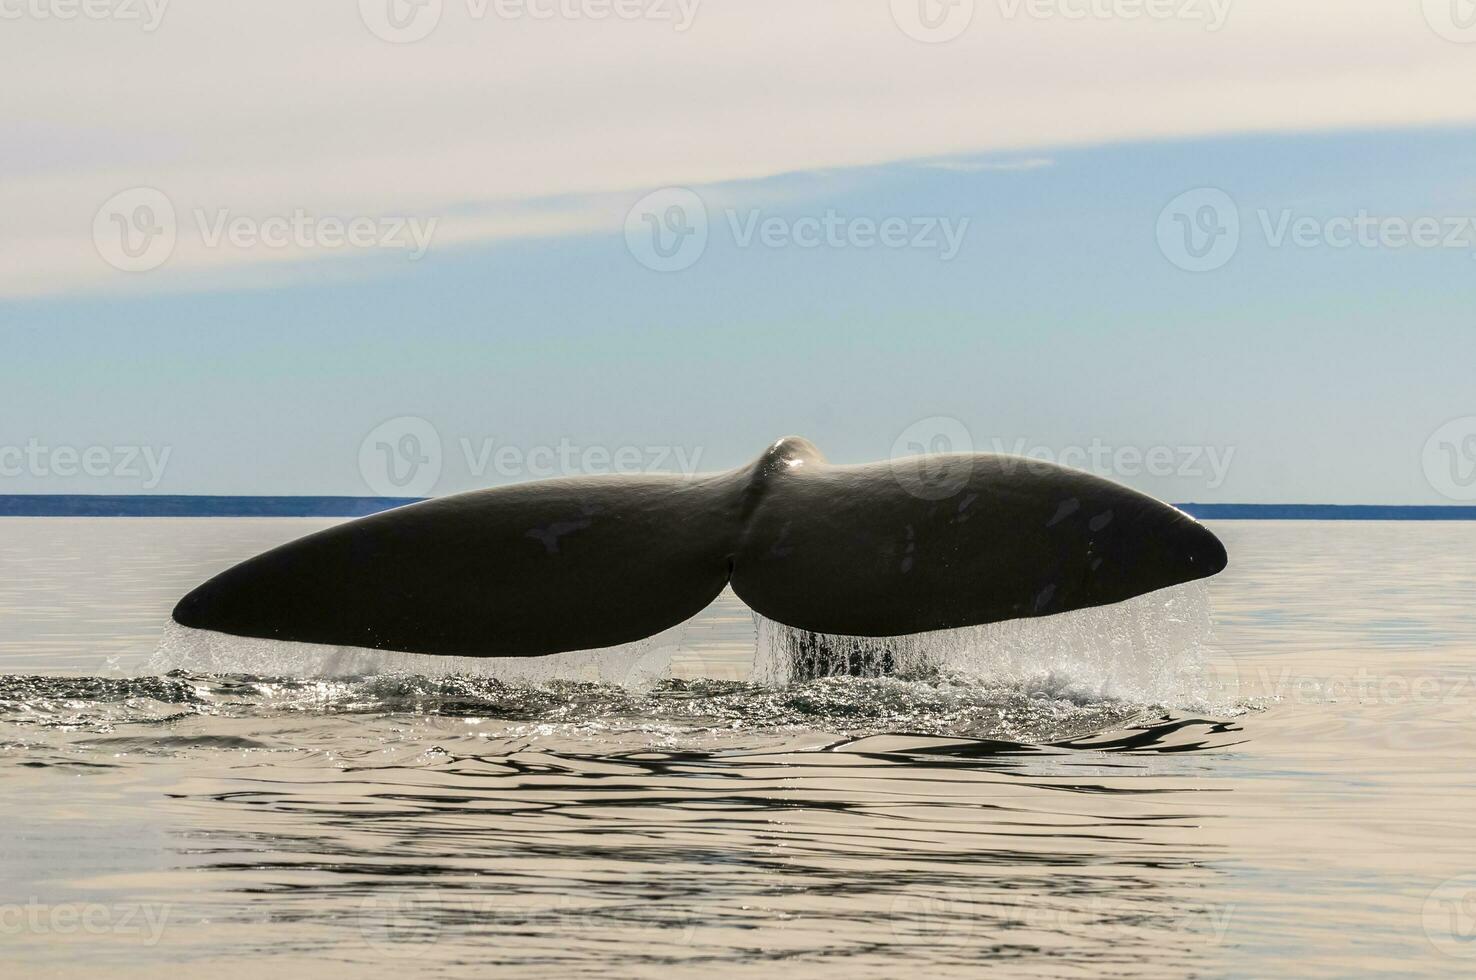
left=173, top=437, right=1227, bottom=660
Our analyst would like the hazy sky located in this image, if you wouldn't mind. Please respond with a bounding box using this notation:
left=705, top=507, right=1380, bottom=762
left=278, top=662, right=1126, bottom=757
left=3, top=1, right=1475, bottom=503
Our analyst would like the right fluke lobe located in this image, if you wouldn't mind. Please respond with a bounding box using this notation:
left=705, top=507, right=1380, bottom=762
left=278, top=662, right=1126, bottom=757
left=730, top=449, right=1225, bottom=638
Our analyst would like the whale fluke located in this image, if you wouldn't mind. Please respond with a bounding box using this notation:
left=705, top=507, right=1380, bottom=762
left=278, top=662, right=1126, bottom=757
left=172, top=437, right=1227, bottom=658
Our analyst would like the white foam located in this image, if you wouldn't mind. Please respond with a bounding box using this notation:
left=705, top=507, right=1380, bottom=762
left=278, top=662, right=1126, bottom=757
left=149, top=583, right=1223, bottom=710
left=147, top=618, right=688, bottom=691
left=751, top=582, right=1219, bottom=709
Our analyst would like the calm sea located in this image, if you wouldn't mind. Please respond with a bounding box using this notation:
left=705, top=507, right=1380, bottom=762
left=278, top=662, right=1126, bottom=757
left=1, top=518, right=1474, bottom=977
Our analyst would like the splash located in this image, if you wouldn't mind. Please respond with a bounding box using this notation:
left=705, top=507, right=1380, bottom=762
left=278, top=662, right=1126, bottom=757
left=753, top=582, right=1220, bottom=709
left=148, top=618, right=687, bottom=690
left=147, top=583, right=1224, bottom=712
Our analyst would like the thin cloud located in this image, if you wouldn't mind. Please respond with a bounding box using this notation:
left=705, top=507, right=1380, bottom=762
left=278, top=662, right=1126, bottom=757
left=2, top=0, right=1472, bottom=297
left=920, top=158, right=1057, bottom=173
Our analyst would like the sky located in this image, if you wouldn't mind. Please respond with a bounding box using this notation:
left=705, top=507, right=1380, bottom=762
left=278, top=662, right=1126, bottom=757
left=2, top=0, right=1475, bottom=504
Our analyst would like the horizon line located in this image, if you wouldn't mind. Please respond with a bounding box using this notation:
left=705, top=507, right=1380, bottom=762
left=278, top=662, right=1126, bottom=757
left=1, top=495, right=1473, bottom=520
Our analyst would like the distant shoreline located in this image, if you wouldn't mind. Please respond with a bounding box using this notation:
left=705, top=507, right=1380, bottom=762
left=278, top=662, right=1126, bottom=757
left=1, top=495, right=1474, bottom=521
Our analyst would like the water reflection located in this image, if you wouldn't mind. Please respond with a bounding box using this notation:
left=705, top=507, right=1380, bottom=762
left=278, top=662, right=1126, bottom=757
left=149, top=721, right=1238, bottom=974
left=4, top=520, right=1476, bottom=976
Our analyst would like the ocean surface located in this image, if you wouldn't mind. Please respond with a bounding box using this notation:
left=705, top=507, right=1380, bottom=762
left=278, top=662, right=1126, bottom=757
left=1, top=518, right=1474, bottom=977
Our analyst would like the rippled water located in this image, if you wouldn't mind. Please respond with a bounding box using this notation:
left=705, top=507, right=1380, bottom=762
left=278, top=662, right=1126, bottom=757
left=2, top=518, right=1474, bottom=977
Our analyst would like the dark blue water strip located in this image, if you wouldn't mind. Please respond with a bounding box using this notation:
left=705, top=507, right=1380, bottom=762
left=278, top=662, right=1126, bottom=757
left=2, top=496, right=1475, bottom=520
left=0, top=495, right=421, bottom=517
left=1179, top=504, right=1476, bottom=520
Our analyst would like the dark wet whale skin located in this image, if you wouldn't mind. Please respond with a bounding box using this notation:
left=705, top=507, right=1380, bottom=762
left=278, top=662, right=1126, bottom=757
left=173, top=437, right=1227, bottom=658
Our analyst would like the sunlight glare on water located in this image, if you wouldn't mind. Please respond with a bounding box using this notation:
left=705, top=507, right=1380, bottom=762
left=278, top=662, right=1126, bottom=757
left=1, top=518, right=1475, bottom=978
